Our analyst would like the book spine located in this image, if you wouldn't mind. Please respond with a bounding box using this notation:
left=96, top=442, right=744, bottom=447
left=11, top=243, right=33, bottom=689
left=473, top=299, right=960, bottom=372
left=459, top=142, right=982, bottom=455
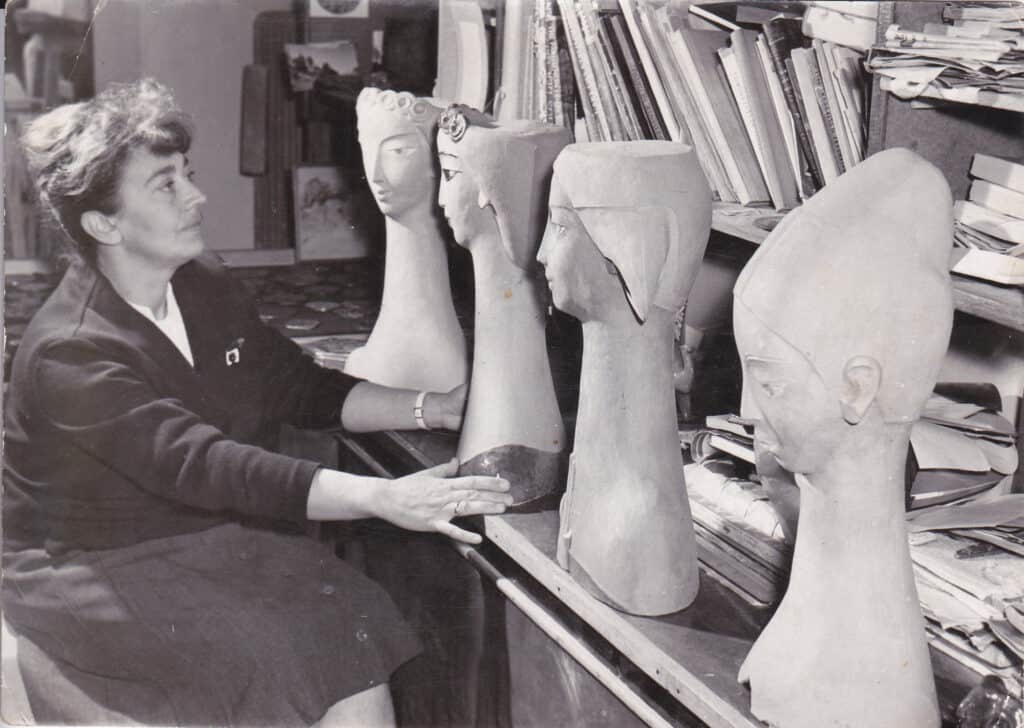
left=556, top=0, right=603, bottom=140
left=608, top=14, right=668, bottom=140
left=547, top=17, right=565, bottom=127
left=595, top=11, right=644, bottom=140
left=762, top=18, right=822, bottom=193
left=806, top=44, right=846, bottom=175
left=575, top=0, right=627, bottom=141
left=617, top=0, right=682, bottom=142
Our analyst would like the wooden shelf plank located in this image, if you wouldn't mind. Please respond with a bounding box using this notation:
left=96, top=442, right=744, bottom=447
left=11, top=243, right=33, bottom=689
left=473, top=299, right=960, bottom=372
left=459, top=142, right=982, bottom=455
left=711, top=202, right=1024, bottom=333
left=482, top=512, right=766, bottom=728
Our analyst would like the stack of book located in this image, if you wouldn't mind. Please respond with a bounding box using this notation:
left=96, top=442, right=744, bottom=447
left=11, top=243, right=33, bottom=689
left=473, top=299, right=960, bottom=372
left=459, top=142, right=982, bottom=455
left=527, top=1, right=871, bottom=210
left=951, top=153, right=1024, bottom=286
left=866, top=2, right=1024, bottom=113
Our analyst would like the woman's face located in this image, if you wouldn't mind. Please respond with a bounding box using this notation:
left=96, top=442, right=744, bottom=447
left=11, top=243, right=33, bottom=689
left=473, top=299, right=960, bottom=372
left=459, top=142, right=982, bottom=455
left=107, top=148, right=207, bottom=271
left=437, top=151, right=489, bottom=247
left=359, top=128, right=434, bottom=218
left=733, top=302, right=846, bottom=475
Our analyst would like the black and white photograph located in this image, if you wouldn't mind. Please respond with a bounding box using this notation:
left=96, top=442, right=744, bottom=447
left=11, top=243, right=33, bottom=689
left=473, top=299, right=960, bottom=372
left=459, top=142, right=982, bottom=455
left=2, top=1, right=1024, bottom=727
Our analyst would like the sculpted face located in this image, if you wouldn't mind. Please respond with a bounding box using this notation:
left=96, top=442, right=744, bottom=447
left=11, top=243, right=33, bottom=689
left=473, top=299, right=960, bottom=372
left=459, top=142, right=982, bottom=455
left=359, top=129, right=434, bottom=218
left=734, top=301, right=846, bottom=475
left=537, top=178, right=620, bottom=322
left=437, top=150, right=491, bottom=247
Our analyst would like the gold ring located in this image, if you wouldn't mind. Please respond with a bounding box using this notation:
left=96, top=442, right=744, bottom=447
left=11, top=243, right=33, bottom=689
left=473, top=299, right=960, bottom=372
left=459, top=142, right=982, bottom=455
left=453, top=500, right=465, bottom=516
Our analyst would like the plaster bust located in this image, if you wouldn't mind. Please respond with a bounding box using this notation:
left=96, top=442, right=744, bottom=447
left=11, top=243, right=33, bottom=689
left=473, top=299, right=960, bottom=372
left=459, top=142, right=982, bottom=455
left=437, top=106, right=571, bottom=505
left=734, top=148, right=951, bottom=728
left=537, top=141, right=711, bottom=615
left=343, top=89, right=468, bottom=392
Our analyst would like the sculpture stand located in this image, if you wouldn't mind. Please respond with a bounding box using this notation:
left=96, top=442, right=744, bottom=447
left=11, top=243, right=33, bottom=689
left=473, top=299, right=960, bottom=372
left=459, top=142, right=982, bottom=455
left=560, top=306, right=699, bottom=615
left=456, top=232, right=565, bottom=505
left=345, top=213, right=468, bottom=392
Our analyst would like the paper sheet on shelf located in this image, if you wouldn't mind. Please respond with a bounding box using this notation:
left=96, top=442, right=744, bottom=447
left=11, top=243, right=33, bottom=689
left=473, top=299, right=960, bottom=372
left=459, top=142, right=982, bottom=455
left=906, top=494, right=1024, bottom=532
left=912, top=419, right=992, bottom=472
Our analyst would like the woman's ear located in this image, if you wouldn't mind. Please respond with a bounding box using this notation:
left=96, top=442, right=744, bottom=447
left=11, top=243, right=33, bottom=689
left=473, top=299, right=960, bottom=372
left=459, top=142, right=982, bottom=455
left=80, top=210, right=122, bottom=246
left=839, top=355, right=882, bottom=424
left=477, top=188, right=489, bottom=209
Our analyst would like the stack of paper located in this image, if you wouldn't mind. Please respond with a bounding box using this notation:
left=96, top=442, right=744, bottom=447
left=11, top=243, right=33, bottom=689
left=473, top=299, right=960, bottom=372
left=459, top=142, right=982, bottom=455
left=865, top=3, right=1024, bottom=112
left=905, top=518, right=1024, bottom=693
left=951, top=153, right=1024, bottom=285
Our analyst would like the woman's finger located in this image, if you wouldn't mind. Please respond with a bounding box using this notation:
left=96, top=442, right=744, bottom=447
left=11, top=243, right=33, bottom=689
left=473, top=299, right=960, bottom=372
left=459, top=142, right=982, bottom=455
left=413, top=457, right=459, bottom=479
left=449, top=499, right=508, bottom=518
left=447, top=475, right=510, bottom=493
left=435, top=520, right=482, bottom=545
left=447, top=489, right=513, bottom=506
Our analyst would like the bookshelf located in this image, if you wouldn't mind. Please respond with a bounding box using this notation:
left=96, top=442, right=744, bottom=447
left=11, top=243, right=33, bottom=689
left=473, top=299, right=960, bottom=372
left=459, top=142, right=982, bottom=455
left=710, top=201, right=1024, bottom=333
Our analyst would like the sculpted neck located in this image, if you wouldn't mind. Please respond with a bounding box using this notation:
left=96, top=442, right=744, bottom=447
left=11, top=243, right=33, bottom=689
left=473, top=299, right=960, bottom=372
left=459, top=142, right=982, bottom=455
left=791, top=421, right=915, bottom=593
left=575, top=312, right=679, bottom=471
left=459, top=232, right=563, bottom=457
left=374, top=210, right=460, bottom=333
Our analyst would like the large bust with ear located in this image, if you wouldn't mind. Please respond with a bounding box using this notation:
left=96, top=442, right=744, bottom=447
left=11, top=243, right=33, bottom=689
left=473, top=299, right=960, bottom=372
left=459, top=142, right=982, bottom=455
left=734, top=146, right=953, bottom=443
left=734, top=147, right=950, bottom=728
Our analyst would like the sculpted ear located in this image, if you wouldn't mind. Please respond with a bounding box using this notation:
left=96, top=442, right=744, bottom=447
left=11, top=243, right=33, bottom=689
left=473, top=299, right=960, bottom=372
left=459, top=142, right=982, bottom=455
left=80, top=210, right=122, bottom=246
left=477, top=188, right=489, bottom=209
left=839, top=356, right=882, bottom=425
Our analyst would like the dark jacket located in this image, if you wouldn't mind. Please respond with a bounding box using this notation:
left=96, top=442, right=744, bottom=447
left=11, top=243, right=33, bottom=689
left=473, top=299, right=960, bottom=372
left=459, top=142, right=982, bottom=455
left=4, top=253, right=360, bottom=555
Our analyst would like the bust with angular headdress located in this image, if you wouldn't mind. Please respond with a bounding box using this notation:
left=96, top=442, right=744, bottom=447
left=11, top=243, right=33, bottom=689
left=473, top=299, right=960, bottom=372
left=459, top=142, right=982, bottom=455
left=537, top=141, right=710, bottom=615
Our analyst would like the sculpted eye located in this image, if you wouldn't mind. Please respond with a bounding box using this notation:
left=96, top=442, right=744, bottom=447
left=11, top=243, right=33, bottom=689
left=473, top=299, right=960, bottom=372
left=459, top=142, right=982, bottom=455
left=442, top=169, right=459, bottom=181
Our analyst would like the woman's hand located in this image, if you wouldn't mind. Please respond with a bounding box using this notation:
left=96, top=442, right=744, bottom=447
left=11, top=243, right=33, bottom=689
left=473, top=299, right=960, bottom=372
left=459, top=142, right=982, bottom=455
left=426, top=383, right=468, bottom=432
left=373, top=457, right=510, bottom=544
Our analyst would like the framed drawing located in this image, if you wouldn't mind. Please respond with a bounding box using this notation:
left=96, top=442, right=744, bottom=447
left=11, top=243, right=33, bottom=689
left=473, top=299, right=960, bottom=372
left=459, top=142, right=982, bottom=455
left=292, top=165, right=374, bottom=261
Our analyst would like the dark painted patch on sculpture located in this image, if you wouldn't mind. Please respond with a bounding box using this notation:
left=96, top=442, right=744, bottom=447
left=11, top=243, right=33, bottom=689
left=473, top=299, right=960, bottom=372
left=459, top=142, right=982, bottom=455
left=459, top=445, right=564, bottom=506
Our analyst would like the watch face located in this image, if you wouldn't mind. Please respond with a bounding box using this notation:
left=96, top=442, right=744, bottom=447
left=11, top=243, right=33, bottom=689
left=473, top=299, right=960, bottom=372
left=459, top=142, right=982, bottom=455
left=309, top=0, right=368, bottom=17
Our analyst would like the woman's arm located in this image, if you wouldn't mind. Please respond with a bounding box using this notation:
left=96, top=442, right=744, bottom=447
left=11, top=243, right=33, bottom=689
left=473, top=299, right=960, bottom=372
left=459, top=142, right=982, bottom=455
left=307, top=457, right=510, bottom=544
left=340, top=382, right=467, bottom=432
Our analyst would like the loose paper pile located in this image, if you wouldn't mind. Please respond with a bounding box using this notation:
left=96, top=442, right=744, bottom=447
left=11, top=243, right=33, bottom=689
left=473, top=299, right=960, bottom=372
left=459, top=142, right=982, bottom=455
left=866, top=2, right=1024, bottom=112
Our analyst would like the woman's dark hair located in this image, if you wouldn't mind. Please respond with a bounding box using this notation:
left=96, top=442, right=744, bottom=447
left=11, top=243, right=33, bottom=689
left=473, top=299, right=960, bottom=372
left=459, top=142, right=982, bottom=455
left=21, top=78, right=194, bottom=263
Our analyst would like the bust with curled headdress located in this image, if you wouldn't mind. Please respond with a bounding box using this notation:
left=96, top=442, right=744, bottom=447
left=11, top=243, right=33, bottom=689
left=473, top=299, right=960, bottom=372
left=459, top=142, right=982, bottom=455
left=436, top=104, right=571, bottom=506
left=343, top=87, right=468, bottom=392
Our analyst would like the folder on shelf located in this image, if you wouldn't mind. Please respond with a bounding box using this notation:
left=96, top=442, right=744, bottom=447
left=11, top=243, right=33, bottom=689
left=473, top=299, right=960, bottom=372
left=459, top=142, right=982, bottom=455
left=969, top=180, right=1024, bottom=220
left=971, top=154, right=1024, bottom=196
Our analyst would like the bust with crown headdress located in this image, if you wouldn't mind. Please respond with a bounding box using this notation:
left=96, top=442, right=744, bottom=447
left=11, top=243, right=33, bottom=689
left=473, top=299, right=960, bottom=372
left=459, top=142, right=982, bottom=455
left=436, top=105, right=571, bottom=506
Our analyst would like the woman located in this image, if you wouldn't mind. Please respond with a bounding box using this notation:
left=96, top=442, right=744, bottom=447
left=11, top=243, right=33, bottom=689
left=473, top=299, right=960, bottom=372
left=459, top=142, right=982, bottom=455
left=3, top=78, right=510, bottom=727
